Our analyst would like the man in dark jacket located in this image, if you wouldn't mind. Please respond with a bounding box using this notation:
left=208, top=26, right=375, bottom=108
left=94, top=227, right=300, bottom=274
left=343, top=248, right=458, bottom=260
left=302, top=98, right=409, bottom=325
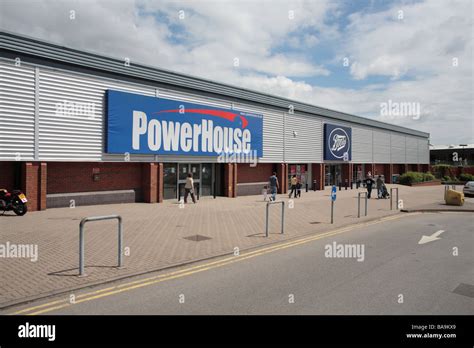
left=365, top=174, right=375, bottom=199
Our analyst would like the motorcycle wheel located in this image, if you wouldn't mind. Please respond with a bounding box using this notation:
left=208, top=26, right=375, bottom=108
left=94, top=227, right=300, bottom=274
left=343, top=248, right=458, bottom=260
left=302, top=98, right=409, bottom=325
left=13, top=201, right=28, bottom=216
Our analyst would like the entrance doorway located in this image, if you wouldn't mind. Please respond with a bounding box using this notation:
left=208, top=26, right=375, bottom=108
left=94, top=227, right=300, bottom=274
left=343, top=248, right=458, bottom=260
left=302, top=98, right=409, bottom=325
left=163, top=163, right=216, bottom=200
left=325, top=164, right=342, bottom=186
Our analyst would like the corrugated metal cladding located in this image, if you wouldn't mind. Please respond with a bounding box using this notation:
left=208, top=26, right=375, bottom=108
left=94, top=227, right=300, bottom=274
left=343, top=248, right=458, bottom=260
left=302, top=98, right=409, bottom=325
left=373, top=130, right=391, bottom=163
left=352, top=126, right=372, bottom=163
left=406, top=136, right=419, bottom=163
left=233, top=102, right=284, bottom=163
left=390, top=134, right=405, bottom=163
left=38, top=67, right=156, bottom=161
left=0, top=57, right=430, bottom=164
left=285, top=112, right=322, bottom=163
left=0, top=61, right=36, bottom=160
left=418, top=138, right=429, bottom=164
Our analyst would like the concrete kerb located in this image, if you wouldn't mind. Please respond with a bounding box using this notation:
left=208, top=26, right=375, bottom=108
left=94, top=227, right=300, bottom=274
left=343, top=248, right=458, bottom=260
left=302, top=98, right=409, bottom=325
left=0, top=210, right=404, bottom=311
left=401, top=208, right=474, bottom=213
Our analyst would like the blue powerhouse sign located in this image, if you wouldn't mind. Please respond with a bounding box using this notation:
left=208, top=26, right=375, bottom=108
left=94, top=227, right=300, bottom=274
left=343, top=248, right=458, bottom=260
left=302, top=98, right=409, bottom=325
left=324, top=123, right=352, bottom=161
left=106, top=90, right=263, bottom=157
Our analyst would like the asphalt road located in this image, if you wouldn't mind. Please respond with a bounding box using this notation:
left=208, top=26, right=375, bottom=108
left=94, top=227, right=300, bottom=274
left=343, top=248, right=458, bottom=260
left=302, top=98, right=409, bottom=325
left=10, top=212, right=474, bottom=315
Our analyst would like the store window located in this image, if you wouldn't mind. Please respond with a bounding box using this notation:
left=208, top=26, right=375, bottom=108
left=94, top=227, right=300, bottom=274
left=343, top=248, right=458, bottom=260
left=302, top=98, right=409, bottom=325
left=288, top=164, right=307, bottom=188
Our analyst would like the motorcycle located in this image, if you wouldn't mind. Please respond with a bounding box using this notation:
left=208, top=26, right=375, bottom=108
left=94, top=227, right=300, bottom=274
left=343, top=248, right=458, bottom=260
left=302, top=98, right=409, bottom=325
left=0, top=189, right=28, bottom=216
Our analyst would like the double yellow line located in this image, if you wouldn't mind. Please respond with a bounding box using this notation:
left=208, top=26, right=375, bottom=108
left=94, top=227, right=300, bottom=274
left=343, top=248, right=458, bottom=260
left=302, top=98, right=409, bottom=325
left=10, top=213, right=408, bottom=315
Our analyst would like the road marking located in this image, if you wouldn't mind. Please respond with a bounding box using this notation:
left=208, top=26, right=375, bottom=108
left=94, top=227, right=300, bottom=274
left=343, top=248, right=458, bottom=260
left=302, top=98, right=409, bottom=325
left=10, top=213, right=413, bottom=315
left=418, top=230, right=445, bottom=244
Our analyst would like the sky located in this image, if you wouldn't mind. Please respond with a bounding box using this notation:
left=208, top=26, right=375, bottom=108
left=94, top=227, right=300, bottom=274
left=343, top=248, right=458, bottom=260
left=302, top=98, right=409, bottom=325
left=1, top=0, right=473, bottom=145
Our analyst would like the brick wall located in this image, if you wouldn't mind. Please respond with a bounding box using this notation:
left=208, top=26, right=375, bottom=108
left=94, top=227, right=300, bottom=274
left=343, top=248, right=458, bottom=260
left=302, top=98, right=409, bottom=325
left=374, top=164, right=386, bottom=177
left=47, top=162, right=143, bottom=194
left=392, top=164, right=404, bottom=175
left=0, top=162, right=16, bottom=191
left=237, top=163, right=274, bottom=183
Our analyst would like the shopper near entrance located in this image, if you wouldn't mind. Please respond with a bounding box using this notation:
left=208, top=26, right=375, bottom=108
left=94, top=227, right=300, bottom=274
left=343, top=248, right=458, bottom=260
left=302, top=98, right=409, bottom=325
left=289, top=175, right=298, bottom=198
left=365, top=174, right=375, bottom=199
left=184, top=173, right=197, bottom=204
left=269, top=172, right=279, bottom=201
left=376, top=175, right=384, bottom=199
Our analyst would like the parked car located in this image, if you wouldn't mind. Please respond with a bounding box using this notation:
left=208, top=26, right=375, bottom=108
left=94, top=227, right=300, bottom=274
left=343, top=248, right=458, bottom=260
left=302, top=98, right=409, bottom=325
left=463, top=181, right=474, bottom=197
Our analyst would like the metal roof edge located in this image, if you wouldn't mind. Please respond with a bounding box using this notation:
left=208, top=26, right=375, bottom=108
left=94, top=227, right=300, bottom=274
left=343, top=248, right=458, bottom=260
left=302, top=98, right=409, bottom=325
left=0, top=30, right=430, bottom=138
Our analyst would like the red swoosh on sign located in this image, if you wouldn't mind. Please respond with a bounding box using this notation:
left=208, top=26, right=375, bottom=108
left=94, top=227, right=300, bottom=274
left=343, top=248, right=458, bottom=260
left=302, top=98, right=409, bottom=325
left=153, top=109, right=248, bottom=129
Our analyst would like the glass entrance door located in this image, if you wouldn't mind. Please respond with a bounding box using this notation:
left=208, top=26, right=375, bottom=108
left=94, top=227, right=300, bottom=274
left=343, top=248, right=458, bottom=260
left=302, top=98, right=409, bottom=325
left=163, top=163, right=178, bottom=200
left=178, top=163, right=201, bottom=199
left=201, top=163, right=213, bottom=196
left=325, top=164, right=342, bottom=186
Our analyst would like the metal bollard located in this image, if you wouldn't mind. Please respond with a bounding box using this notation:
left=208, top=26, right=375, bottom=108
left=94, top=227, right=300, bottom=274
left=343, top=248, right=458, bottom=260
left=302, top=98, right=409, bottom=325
left=358, top=192, right=368, bottom=218
left=265, top=201, right=285, bottom=237
left=339, top=182, right=342, bottom=191
left=306, top=183, right=308, bottom=192
left=79, top=215, right=123, bottom=277
left=331, top=199, right=334, bottom=224
left=390, top=188, right=399, bottom=210
left=345, top=180, right=348, bottom=190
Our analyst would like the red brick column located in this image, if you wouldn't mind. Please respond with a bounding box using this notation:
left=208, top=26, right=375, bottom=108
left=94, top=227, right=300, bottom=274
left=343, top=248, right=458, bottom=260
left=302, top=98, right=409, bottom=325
left=224, top=163, right=236, bottom=197
left=385, top=164, right=393, bottom=183
left=142, top=163, right=157, bottom=203
left=311, top=163, right=325, bottom=190
left=417, top=164, right=421, bottom=172
left=39, top=163, right=47, bottom=210
left=21, top=162, right=47, bottom=211
left=405, top=164, right=409, bottom=173
left=233, top=163, right=238, bottom=198
left=341, top=163, right=353, bottom=186
left=276, top=163, right=287, bottom=194
left=157, top=162, right=163, bottom=203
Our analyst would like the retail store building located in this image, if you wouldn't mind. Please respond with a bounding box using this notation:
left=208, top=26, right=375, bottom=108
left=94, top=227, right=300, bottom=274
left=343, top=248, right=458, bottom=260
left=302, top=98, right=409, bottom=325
left=0, top=31, right=430, bottom=211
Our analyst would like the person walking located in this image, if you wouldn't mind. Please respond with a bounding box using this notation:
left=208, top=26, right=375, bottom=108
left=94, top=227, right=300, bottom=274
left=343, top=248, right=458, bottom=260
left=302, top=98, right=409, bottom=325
left=184, top=173, right=196, bottom=204
left=289, top=175, right=298, bottom=198
left=376, top=175, right=383, bottom=199
left=269, top=172, right=279, bottom=201
left=365, top=174, right=375, bottom=199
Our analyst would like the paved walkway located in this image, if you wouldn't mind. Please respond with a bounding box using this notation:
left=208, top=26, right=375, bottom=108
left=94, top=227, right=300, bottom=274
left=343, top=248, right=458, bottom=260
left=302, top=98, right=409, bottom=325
left=0, top=184, right=456, bottom=308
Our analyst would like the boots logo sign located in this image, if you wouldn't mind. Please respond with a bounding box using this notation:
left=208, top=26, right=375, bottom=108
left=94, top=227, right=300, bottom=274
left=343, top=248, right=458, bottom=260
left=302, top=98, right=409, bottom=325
left=324, top=123, right=352, bottom=161
left=106, top=90, right=263, bottom=157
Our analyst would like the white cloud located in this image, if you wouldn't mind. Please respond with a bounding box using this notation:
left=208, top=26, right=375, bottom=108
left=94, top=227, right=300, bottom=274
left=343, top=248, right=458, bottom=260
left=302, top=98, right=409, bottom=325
left=0, top=0, right=472, bottom=145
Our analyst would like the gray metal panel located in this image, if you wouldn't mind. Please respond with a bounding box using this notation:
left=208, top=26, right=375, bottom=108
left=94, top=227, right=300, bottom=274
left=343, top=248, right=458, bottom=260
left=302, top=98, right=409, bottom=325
left=0, top=61, right=35, bottom=160
left=233, top=102, right=284, bottom=163
left=373, top=130, right=391, bottom=163
left=0, top=30, right=429, bottom=138
left=158, top=88, right=232, bottom=109
left=352, top=126, right=372, bottom=163
left=390, top=134, right=405, bottom=163
left=38, top=66, right=156, bottom=161
left=406, top=136, right=419, bottom=163
left=285, top=112, right=322, bottom=163
left=418, top=138, right=429, bottom=164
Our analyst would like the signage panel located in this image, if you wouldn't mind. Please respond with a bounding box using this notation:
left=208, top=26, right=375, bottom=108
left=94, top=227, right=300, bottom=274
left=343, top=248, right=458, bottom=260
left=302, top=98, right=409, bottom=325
left=106, top=90, right=263, bottom=157
left=324, top=123, right=352, bottom=161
